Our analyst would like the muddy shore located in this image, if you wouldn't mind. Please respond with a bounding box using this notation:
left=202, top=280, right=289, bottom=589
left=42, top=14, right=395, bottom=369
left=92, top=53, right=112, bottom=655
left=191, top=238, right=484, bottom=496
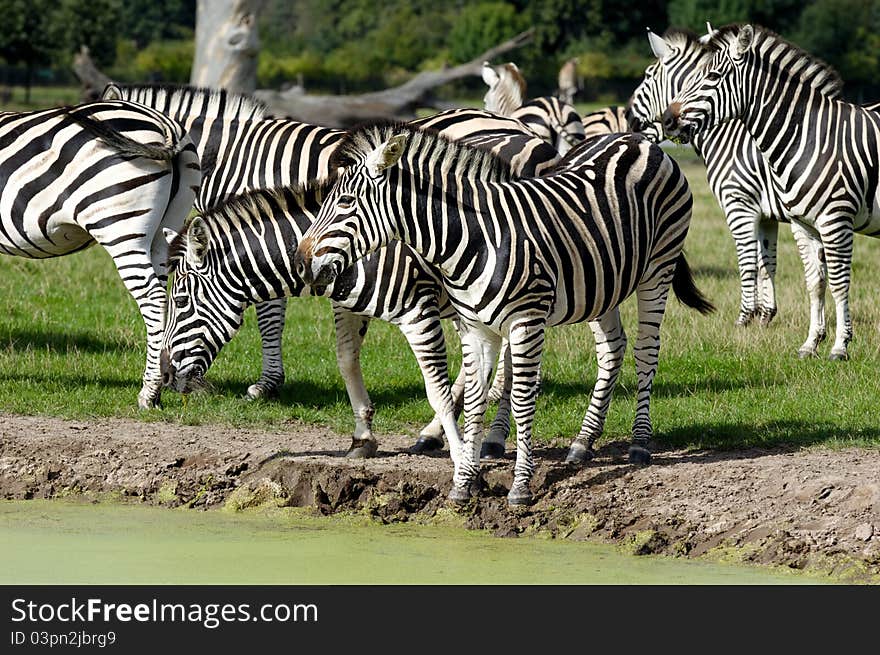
left=2, top=412, right=878, bottom=581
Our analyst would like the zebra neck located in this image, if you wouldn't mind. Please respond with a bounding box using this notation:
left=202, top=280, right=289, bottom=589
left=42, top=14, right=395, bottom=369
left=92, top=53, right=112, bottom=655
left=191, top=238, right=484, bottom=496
left=215, top=191, right=315, bottom=303
left=741, top=78, right=833, bottom=190
left=395, top=173, right=497, bottom=284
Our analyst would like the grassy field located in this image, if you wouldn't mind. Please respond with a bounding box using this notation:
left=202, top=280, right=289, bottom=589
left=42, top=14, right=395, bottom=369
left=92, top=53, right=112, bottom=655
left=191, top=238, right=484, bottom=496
left=2, top=147, right=880, bottom=452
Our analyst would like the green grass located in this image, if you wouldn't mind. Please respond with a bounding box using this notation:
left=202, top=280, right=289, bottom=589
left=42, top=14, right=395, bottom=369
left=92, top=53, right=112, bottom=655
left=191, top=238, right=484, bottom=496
left=2, top=146, right=880, bottom=453
left=1, top=86, right=82, bottom=112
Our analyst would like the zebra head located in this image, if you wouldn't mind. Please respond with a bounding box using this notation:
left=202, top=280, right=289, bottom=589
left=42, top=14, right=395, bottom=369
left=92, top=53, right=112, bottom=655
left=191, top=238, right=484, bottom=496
left=295, top=126, right=408, bottom=292
left=482, top=61, right=527, bottom=116
left=663, top=24, right=755, bottom=143
left=160, top=217, right=247, bottom=394
left=628, top=27, right=712, bottom=143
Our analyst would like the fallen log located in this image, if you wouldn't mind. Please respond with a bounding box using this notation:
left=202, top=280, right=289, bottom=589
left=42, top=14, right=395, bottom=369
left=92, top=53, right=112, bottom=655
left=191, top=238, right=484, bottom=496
left=253, top=29, right=534, bottom=127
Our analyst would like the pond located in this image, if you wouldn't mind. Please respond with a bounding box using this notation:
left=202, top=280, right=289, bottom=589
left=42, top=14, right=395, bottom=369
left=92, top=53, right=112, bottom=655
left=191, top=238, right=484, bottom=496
left=0, top=500, right=817, bottom=584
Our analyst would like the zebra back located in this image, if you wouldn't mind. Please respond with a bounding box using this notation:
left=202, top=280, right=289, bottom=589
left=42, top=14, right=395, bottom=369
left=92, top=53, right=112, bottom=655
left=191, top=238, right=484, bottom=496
left=581, top=106, right=629, bottom=137
left=103, top=83, right=344, bottom=211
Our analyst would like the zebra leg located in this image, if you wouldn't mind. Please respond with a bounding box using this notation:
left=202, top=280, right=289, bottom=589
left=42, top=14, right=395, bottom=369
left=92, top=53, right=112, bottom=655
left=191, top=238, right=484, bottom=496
left=507, top=318, right=547, bottom=505
left=629, top=274, right=674, bottom=466
left=333, top=308, right=377, bottom=458
left=816, top=217, right=854, bottom=360
left=756, top=219, right=779, bottom=326
left=791, top=220, right=827, bottom=358
left=414, top=364, right=464, bottom=453
left=395, top=315, right=463, bottom=464
left=565, top=308, right=626, bottom=465
left=487, top=338, right=509, bottom=403
left=482, top=344, right=512, bottom=460
left=728, top=212, right=761, bottom=327
left=449, top=324, right=500, bottom=502
left=248, top=299, right=287, bottom=399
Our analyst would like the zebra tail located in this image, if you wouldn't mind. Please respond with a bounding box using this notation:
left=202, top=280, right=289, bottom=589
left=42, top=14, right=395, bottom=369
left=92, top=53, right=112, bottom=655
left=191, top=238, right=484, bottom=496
left=671, top=252, right=715, bottom=315
left=61, top=106, right=185, bottom=162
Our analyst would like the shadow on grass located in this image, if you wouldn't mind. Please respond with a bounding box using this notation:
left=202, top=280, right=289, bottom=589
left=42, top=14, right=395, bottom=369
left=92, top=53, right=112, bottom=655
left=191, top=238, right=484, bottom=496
left=0, top=371, right=136, bottom=389
left=209, top=377, right=430, bottom=410
left=0, top=328, right=133, bottom=354
left=656, top=420, right=880, bottom=453
left=540, top=372, right=759, bottom=402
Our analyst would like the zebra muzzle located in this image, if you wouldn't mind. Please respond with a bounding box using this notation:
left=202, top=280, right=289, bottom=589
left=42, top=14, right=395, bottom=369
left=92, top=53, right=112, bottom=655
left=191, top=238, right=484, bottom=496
left=160, top=348, right=176, bottom=387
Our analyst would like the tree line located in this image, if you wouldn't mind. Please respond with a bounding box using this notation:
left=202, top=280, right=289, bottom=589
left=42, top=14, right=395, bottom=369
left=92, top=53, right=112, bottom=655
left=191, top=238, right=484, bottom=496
left=1, top=0, right=878, bottom=103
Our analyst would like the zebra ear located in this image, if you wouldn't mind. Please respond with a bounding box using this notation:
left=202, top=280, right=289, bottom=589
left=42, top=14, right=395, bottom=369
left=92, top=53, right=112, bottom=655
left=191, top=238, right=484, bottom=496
left=698, top=21, right=717, bottom=44
left=102, top=83, right=123, bottom=100
left=163, top=228, right=179, bottom=246
left=186, top=217, right=210, bottom=267
left=647, top=29, right=670, bottom=60
left=482, top=62, right=499, bottom=87
left=736, top=25, right=754, bottom=56
left=365, top=133, right=407, bottom=176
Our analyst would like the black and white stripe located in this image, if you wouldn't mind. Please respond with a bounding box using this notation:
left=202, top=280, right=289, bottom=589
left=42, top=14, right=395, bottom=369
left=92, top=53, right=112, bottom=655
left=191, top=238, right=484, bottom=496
left=0, top=100, right=201, bottom=407
left=581, top=105, right=629, bottom=136
left=665, top=24, right=880, bottom=360
left=482, top=62, right=586, bottom=155
left=158, top=112, right=559, bottom=457
left=296, top=125, right=713, bottom=504
left=110, top=84, right=559, bottom=409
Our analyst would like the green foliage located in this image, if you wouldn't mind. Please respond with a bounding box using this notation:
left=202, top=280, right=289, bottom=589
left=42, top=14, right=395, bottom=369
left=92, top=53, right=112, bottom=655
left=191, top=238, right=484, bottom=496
left=0, top=0, right=55, bottom=71
left=51, top=0, right=122, bottom=67
left=448, top=2, right=527, bottom=63
left=793, top=0, right=880, bottom=92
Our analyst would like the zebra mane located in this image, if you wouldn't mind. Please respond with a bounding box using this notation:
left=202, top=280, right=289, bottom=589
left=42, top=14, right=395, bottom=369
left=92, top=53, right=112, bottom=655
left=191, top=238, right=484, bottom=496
left=166, top=180, right=333, bottom=265
left=707, top=24, right=843, bottom=96
left=661, top=27, right=702, bottom=51
left=330, top=120, right=517, bottom=181
left=107, top=83, right=267, bottom=121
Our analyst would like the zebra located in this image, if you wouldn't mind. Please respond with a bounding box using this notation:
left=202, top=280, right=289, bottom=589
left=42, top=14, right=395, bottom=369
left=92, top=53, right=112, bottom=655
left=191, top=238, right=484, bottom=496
left=107, top=84, right=559, bottom=413
left=482, top=62, right=586, bottom=155
left=663, top=23, right=880, bottom=360
left=295, top=124, right=714, bottom=505
left=582, top=105, right=629, bottom=137
left=0, top=100, right=201, bottom=408
left=158, top=110, right=560, bottom=459
left=103, top=83, right=344, bottom=400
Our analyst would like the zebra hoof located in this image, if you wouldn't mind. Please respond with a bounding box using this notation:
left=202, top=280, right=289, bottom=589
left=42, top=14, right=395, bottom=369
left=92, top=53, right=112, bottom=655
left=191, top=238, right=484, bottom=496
left=564, top=440, right=595, bottom=465
left=246, top=383, right=280, bottom=401
left=408, top=436, right=444, bottom=455
left=345, top=439, right=378, bottom=458
left=797, top=348, right=818, bottom=359
left=828, top=350, right=849, bottom=362
left=734, top=314, right=753, bottom=328
left=448, top=484, right=472, bottom=504
left=507, top=484, right=533, bottom=506
left=757, top=308, right=777, bottom=327
left=137, top=393, right=161, bottom=410
left=480, top=441, right=506, bottom=460
left=628, top=445, right=652, bottom=466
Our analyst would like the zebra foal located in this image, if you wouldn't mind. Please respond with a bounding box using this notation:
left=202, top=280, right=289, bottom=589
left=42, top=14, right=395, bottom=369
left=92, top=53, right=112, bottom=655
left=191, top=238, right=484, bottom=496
left=295, top=125, right=713, bottom=504
left=0, top=101, right=200, bottom=408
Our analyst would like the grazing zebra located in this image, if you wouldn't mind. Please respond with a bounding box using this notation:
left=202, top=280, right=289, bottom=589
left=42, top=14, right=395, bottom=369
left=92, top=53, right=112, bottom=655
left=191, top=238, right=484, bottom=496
left=582, top=105, right=629, bottom=137
left=0, top=101, right=201, bottom=408
left=482, top=62, right=586, bottom=155
left=158, top=112, right=559, bottom=458
left=108, top=84, right=559, bottom=410
left=663, top=24, right=880, bottom=360
left=103, top=83, right=344, bottom=400
left=295, top=125, right=713, bottom=504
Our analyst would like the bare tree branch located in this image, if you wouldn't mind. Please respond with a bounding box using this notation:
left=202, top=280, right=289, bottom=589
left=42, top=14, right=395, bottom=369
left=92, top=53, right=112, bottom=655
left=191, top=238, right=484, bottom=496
left=254, top=28, right=535, bottom=127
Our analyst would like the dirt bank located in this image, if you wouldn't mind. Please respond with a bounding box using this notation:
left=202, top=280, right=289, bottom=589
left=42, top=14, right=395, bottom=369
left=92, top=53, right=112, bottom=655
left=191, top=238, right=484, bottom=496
left=1, top=412, right=878, bottom=581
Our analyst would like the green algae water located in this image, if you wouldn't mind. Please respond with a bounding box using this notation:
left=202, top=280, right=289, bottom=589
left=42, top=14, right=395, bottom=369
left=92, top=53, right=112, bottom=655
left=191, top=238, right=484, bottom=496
left=0, top=501, right=815, bottom=584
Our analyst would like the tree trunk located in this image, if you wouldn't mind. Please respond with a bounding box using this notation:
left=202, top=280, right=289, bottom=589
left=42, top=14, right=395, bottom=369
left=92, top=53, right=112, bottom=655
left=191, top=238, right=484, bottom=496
left=72, top=46, right=113, bottom=102
left=254, top=29, right=534, bottom=127
left=190, top=0, right=265, bottom=93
